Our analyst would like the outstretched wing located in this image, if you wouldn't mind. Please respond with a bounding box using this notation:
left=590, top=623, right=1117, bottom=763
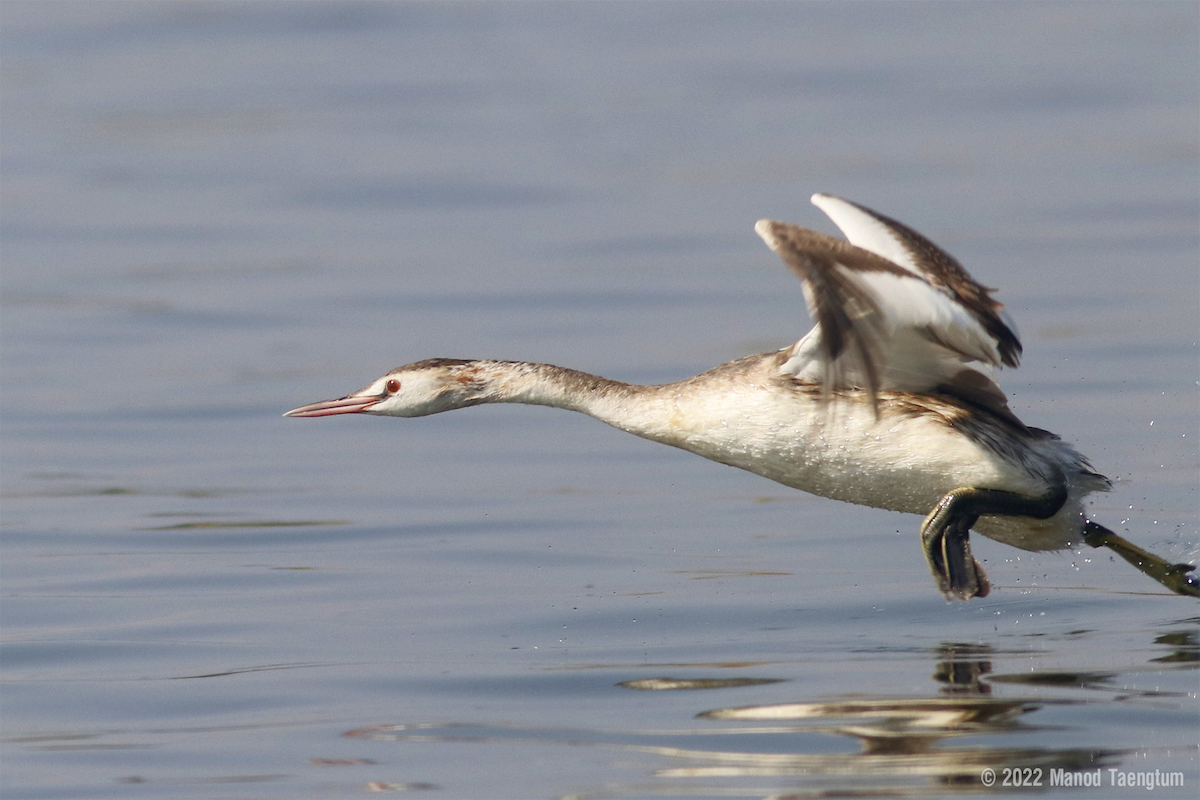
left=755, top=195, right=1023, bottom=424
left=811, top=193, right=1021, bottom=368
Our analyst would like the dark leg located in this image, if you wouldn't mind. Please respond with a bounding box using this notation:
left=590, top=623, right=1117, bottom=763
left=1081, top=521, right=1199, bottom=598
left=941, top=514, right=991, bottom=600
left=921, top=486, right=1067, bottom=601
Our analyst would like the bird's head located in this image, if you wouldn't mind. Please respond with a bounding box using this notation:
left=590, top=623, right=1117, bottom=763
left=284, top=358, right=487, bottom=419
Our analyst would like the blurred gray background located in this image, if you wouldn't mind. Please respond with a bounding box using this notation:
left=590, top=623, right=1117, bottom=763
left=3, top=3, right=1197, bottom=799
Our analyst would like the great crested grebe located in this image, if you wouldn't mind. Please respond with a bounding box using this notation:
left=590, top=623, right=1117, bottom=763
left=286, top=194, right=1197, bottom=601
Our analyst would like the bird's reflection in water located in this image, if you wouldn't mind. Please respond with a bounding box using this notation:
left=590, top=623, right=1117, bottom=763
left=673, top=642, right=1119, bottom=794
left=345, top=637, right=1200, bottom=797
left=1149, top=629, right=1199, bottom=663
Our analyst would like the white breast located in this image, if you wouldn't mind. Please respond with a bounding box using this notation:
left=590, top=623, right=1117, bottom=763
left=596, top=375, right=1042, bottom=518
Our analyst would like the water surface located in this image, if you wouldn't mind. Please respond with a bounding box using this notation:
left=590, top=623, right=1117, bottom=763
left=2, top=3, right=1197, bottom=798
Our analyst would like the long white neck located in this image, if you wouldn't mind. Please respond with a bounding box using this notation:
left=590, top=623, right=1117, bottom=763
left=440, top=355, right=790, bottom=457
left=460, top=360, right=666, bottom=435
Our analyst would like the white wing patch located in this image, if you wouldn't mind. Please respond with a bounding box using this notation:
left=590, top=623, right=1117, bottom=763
left=811, top=193, right=926, bottom=276
left=756, top=198, right=1024, bottom=425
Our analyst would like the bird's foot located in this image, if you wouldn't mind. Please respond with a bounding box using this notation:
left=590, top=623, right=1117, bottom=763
left=922, top=497, right=988, bottom=601
left=922, top=486, right=1067, bottom=601
left=1083, top=522, right=1200, bottom=598
left=934, top=555, right=991, bottom=602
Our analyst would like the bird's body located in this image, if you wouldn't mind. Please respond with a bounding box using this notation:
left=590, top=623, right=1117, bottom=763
left=287, top=194, right=1197, bottom=600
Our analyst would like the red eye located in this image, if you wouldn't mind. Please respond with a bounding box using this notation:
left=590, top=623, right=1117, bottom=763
left=385, top=379, right=400, bottom=394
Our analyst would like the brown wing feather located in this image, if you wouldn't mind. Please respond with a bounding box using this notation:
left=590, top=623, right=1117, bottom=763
left=833, top=199, right=1022, bottom=368
left=756, top=221, right=917, bottom=405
